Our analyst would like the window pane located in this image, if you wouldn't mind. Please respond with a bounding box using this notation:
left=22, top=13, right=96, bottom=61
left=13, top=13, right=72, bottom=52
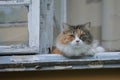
left=0, top=5, right=28, bottom=46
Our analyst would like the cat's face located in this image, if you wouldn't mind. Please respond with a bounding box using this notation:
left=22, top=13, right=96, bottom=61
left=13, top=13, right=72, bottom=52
left=57, top=22, right=93, bottom=48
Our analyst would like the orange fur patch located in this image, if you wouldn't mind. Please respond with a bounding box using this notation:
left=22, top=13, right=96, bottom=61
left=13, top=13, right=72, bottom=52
left=57, top=33, right=74, bottom=44
left=52, top=47, right=63, bottom=54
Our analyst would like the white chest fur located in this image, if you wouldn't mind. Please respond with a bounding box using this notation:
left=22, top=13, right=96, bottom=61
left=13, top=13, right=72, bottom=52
left=56, top=40, right=105, bottom=57
left=56, top=43, right=91, bottom=57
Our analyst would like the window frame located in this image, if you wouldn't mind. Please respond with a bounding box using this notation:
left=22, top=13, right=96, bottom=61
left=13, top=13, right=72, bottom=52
left=0, top=0, right=40, bottom=54
left=0, top=0, right=119, bottom=72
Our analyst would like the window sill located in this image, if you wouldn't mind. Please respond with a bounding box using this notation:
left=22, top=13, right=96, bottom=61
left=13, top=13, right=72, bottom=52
left=0, top=52, right=120, bottom=72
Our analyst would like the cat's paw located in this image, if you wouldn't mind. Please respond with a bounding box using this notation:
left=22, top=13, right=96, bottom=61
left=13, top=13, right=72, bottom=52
left=86, top=49, right=96, bottom=56
left=95, top=46, right=105, bottom=53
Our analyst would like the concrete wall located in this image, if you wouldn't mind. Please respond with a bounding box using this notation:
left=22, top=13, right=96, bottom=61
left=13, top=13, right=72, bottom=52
left=0, top=26, right=28, bottom=45
left=67, top=0, right=102, bottom=26
left=102, top=0, right=120, bottom=50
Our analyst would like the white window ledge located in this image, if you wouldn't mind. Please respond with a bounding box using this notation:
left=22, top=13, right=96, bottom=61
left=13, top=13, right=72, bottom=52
left=0, top=52, right=119, bottom=72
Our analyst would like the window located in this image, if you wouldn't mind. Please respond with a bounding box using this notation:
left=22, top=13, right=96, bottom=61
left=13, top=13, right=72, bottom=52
left=0, top=0, right=120, bottom=72
left=0, top=0, right=40, bottom=54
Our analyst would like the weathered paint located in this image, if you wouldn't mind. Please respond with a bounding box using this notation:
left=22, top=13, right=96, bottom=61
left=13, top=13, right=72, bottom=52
left=0, top=52, right=119, bottom=72
left=40, top=0, right=53, bottom=54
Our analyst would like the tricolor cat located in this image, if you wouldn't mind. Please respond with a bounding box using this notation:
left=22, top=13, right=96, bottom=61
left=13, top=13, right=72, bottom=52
left=52, top=22, right=105, bottom=58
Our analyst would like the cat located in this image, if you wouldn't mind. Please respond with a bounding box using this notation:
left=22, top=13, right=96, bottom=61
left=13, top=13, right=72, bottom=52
left=52, top=22, right=105, bottom=58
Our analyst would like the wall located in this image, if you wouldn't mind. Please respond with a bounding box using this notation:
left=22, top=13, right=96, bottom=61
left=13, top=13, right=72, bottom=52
left=102, top=0, right=120, bottom=50
left=67, top=0, right=102, bottom=26
left=0, top=69, right=120, bottom=80
left=0, top=26, right=28, bottom=45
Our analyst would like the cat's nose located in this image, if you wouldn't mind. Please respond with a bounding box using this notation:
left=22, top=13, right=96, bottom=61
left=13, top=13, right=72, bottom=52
left=76, top=40, right=79, bottom=43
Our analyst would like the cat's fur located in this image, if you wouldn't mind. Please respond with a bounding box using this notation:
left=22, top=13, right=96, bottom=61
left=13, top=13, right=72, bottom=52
left=52, top=22, right=104, bottom=58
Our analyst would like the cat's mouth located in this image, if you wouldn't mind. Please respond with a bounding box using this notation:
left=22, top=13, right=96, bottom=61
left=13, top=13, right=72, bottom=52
left=70, top=41, right=81, bottom=46
left=71, top=44, right=82, bottom=48
left=70, top=42, right=87, bottom=49
left=74, top=43, right=81, bottom=46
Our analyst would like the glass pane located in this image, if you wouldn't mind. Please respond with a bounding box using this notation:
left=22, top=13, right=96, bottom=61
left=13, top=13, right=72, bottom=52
left=0, top=5, right=28, bottom=46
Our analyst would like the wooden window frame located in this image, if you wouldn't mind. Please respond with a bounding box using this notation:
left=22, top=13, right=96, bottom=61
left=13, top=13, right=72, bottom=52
left=0, top=0, right=40, bottom=54
left=0, top=0, right=119, bottom=72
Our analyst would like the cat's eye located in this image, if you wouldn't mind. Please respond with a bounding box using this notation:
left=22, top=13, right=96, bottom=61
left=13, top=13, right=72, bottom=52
left=69, top=34, right=74, bottom=37
left=80, top=35, right=87, bottom=40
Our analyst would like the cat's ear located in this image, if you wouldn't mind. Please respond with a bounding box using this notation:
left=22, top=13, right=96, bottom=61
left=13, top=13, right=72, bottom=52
left=62, top=23, right=70, bottom=30
left=83, top=22, right=91, bottom=31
